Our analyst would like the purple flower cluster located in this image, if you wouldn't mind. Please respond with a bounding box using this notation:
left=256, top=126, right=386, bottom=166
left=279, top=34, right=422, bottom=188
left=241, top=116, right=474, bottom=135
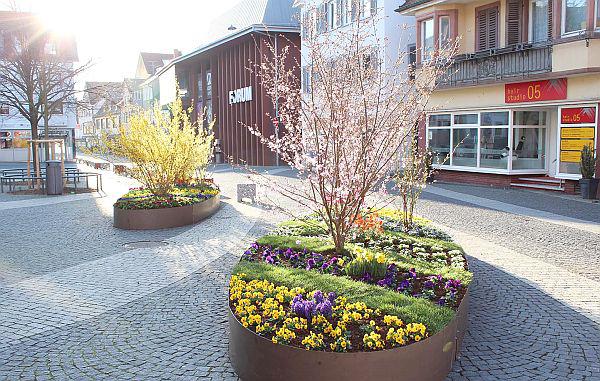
left=242, top=243, right=342, bottom=275
left=292, top=290, right=337, bottom=320
left=377, top=264, right=398, bottom=287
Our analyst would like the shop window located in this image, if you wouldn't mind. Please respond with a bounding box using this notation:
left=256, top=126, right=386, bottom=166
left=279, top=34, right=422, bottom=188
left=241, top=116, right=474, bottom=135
left=421, top=18, right=434, bottom=62
left=562, top=0, right=587, bottom=34
left=480, top=127, right=509, bottom=169
left=428, top=129, right=450, bottom=165
left=481, top=111, right=509, bottom=126
left=429, top=114, right=451, bottom=127
left=513, top=127, right=546, bottom=169
left=453, top=113, right=478, bottom=125
left=476, top=4, right=499, bottom=50
left=452, top=128, right=478, bottom=167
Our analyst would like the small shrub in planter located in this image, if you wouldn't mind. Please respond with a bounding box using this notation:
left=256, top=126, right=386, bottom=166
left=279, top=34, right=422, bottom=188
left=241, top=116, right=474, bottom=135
left=579, top=145, right=599, bottom=199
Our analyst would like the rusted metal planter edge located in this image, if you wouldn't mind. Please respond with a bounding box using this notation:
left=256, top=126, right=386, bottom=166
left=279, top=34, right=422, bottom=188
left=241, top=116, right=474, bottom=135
left=113, top=194, right=220, bottom=230
left=229, top=288, right=470, bottom=381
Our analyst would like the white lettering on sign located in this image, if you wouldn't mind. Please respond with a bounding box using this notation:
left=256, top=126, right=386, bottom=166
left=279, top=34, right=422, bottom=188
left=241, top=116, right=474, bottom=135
left=229, top=86, right=253, bottom=105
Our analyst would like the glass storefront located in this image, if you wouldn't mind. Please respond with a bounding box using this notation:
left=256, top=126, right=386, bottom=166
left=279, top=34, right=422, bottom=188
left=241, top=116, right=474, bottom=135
left=427, top=109, right=549, bottom=172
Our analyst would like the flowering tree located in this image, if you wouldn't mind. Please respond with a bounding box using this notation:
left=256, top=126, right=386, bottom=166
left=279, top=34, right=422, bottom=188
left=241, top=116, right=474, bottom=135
left=248, top=5, right=456, bottom=254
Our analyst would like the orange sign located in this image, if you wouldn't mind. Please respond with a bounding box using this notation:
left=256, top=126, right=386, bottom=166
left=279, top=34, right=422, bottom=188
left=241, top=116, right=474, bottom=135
left=561, top=139, right=595, bottom=151
left=560, top=151, right=582, bottom=163
left=561, top=128, right=595, bottom=139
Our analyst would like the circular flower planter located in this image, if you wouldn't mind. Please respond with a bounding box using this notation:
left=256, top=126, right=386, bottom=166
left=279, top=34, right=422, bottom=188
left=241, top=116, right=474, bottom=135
left=114, top=194, right=220, bottom=230
left=229, top=288, right=469, bottom=381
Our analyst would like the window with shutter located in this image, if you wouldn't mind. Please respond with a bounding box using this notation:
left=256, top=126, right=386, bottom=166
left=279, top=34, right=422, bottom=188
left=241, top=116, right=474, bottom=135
left=506, top=0, right=523, bottom=45
left=476, top=5, right=499, bottom=51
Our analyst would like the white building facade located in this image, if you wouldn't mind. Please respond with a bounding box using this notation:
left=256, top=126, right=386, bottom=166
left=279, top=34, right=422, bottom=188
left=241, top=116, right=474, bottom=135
left=299, top=0, right=416, bottom=93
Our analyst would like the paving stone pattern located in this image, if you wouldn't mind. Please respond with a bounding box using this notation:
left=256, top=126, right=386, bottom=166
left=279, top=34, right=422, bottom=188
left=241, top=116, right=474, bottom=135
left=0, top=167, right=599, bottom=380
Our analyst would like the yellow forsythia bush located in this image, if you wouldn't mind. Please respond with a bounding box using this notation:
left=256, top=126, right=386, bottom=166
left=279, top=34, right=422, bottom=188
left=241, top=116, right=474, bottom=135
left=110, top=94, right=214, bottom=197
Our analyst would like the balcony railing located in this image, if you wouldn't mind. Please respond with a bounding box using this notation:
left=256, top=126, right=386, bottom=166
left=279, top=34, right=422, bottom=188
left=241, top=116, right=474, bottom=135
left=438, top=43, right=553, bottom=87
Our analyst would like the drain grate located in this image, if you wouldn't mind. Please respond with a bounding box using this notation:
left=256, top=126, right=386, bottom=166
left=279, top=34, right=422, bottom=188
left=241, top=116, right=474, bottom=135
left=122, top=241, right=169, bottom=250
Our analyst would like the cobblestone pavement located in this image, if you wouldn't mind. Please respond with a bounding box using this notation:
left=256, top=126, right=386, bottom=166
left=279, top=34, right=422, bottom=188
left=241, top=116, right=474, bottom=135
left=0, top=166, right=599, bottom=380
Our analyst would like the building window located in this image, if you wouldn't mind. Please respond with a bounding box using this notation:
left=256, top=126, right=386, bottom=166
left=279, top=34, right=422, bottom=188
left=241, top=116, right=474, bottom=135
left=370, top=0, right=377, bottom=16
left=44, top=41, right=57, bottom=55
left=50, top=102, right=63, bottom=115
left=439, top=16, right=451, bottom=48
left=302, top=67, right=311, bottom=93
left=407, top=44, right=417, bottom=80
left=0, top=104, right=9, bottom=115
left=476, top=4, right=499, bottom=50
left=562, top=0, right=587, bottom=34
left=421, top=18, right=434, bottom=61
left=530, top=0, right=550, bottom=42
left=597, top=0, right=600, bottom=28
left=428, top=128, right=451, bottom=165
left=326, top=1, right=335, bottom=30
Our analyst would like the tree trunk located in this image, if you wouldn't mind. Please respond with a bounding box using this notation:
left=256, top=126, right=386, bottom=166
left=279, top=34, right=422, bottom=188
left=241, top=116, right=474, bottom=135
left=44, top=110, right=50, bottom=160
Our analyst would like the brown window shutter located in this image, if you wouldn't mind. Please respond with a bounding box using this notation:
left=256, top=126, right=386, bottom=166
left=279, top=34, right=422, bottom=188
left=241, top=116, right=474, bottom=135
left=477, top=10, right=487, bottom=50
left=477, top=6, right=499, bottom=50
left=489, top=7, right=499, bottom=48
left=506, top=0, right=522, bottom=45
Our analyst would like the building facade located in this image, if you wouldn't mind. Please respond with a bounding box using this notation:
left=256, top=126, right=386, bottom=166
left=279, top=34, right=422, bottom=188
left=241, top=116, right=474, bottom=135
left=300, top=0, right=416, bottom=84
left=154, top=0, right=301, bottom=166
left=398, top=0, right=600, bottom=193
left=0, top=11, right=78, bottom=162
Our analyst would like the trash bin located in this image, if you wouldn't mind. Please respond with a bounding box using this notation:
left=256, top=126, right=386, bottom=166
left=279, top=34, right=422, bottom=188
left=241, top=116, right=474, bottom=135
left=46, top=160, right=63, bottom=195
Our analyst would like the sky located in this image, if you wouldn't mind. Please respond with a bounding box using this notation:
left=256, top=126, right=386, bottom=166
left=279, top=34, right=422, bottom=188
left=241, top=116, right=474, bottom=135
left=4, top=0, right=240, bottom=83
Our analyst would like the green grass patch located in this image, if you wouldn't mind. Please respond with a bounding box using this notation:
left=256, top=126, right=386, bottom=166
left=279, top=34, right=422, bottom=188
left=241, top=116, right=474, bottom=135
left=276, top=219, right=329, bottom=236
left=386, top=231, right=463, bottom=252
left=257, top=235, right=336, bottom=254
left=234, top=261, right=456, bottom=334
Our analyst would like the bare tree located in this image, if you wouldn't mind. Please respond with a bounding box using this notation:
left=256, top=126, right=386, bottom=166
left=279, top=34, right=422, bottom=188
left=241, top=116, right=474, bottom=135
left=0, top=11, right=91, bottom=172
left=245, top=4, right=457, bottom=254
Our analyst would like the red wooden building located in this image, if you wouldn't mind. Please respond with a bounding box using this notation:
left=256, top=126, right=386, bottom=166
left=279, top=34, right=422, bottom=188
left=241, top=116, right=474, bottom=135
left=155, top=1, right=300, bottom=166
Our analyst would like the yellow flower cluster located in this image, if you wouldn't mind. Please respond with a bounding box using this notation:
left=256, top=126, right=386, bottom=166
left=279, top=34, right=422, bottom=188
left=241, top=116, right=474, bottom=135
left=363, top=331, right=384, bottom=350
left=302, top=332, right=325, bottom=350
left=229, top=274, right=429, bottom=353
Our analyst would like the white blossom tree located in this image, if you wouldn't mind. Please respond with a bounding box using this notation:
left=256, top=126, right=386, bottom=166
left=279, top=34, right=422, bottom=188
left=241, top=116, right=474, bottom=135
left=247, top=5, right=457, bottom=254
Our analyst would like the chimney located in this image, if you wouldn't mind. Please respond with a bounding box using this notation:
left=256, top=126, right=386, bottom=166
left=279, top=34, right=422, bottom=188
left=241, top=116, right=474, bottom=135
left=173, top=49, right=182, bottom=58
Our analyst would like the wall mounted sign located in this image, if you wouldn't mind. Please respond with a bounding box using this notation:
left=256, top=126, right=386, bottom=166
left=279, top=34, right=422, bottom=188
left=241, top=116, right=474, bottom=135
left=560, top=107, right=596, bottom=124
left=505, top=78, right=567, bottom=103
left=229, top=86, right=253, bottom=105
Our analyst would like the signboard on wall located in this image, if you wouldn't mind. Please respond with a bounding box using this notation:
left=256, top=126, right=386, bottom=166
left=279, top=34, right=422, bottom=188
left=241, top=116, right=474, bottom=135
left=559, top=107, right=596, bottom=163
left=505, top=78, right=567, bottom=104
left=229, top=86, right=252, bottom=105
left=560, top=107, right=596, bottom=124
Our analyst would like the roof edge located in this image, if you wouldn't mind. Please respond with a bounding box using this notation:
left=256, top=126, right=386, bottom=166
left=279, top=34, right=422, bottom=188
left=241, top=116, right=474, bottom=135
left=148, top=23, right=300, bottom=82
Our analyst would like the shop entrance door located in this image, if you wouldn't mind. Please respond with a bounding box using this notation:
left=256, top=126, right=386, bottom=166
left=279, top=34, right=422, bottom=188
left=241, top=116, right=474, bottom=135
left=511, top=109, right=550, bottom=172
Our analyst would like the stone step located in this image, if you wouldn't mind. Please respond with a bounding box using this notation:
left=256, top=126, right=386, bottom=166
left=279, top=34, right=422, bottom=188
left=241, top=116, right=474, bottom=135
left=517, top=177, right=563, bottom=184
left=510, top=182, right=565, bottom=191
